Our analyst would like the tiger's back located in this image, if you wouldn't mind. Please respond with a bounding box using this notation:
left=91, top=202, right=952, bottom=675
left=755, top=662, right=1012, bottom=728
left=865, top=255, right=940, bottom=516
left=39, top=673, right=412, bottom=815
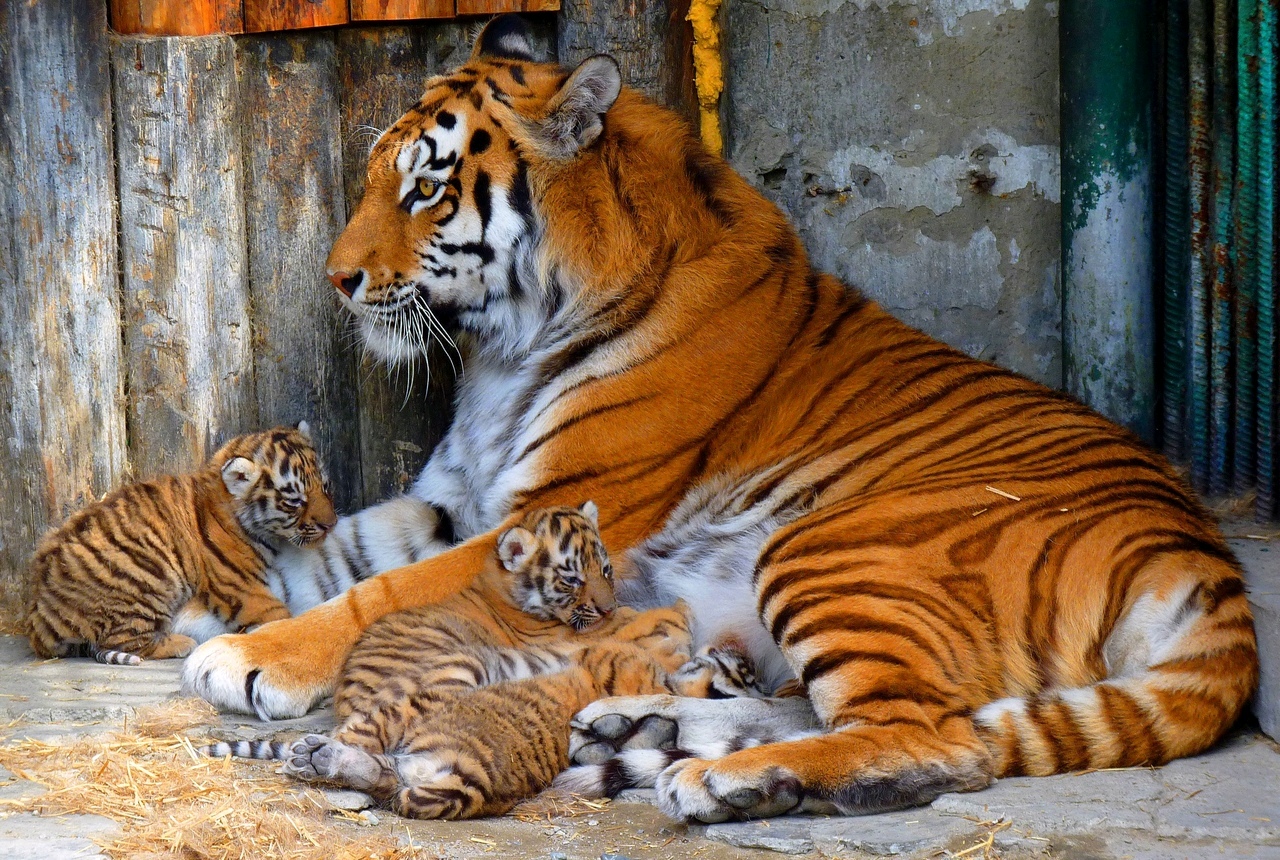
left=28, top=425, right=335, bottom=664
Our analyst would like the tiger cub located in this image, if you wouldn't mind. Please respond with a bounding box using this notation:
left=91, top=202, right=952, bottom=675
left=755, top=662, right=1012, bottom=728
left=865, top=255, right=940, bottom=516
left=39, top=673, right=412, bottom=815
left=27, top=423, right=336, bottom=665
left=205, top=502, right=743, bottom=819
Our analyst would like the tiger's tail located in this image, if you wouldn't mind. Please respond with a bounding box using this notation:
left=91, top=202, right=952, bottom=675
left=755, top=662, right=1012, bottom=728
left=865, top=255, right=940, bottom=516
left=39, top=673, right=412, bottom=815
left=88, top=643, right=142, bottom=666
left=975, top=568, right=1258, bottom=776
left=201, top=740, right=293, bottom=761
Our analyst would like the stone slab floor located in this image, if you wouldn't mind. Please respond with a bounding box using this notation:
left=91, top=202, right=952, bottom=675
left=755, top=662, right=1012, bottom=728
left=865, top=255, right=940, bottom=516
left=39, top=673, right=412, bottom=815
left=0, top=635, right=1277, bottom=860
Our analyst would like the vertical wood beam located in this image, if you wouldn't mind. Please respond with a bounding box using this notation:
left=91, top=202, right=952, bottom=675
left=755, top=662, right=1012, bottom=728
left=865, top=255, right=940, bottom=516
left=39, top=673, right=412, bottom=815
left=336, top=26, right=471, bottom=504
left=113, top=37, right=258, bottom=478
left=0, top=0, right=127, bottom=613
left=239, top=34, right=362, bottom=513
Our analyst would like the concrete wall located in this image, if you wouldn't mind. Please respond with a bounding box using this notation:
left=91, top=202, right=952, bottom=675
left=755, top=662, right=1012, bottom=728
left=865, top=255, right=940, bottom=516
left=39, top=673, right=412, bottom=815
left=723, top=0, right=1062, bottom=387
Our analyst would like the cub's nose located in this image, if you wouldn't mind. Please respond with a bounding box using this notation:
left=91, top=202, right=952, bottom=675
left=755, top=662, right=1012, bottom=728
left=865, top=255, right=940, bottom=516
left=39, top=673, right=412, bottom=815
left=328, top=270, right=364, bottom=298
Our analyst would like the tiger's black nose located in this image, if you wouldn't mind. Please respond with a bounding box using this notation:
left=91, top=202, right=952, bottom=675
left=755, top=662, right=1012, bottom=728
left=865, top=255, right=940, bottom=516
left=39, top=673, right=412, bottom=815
left=329, top=270, right=364, bottom=298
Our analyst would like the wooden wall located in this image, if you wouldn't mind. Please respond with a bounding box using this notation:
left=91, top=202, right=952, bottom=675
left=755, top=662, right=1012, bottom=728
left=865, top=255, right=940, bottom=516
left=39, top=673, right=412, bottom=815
left=0, top=0, right=694, bottom=622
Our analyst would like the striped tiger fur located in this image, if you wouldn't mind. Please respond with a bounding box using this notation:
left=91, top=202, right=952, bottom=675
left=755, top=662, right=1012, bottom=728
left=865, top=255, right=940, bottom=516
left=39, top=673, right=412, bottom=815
left=28, top=424, right=335, bottom=665
left=182, top=16, right=1259, bottom=824
left=205, top=503, right=755, bottom=818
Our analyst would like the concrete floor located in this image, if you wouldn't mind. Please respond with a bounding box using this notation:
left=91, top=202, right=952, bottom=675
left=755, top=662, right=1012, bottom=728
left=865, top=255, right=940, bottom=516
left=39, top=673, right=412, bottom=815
left=1, top=634, right=1278, bottom=860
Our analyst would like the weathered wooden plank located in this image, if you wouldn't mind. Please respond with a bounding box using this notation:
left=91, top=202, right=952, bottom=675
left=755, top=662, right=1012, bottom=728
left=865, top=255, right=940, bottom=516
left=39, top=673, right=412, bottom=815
left=558, top=0, right=699, bottom=128
left=0, top=0, right=127, bottom=617
left=350, top=0, right=455, bottom=22
left=244, top=0, right=348, bottom=33
left=336, top=25, right=473, bottom=505
left=238, top=34, right=362, bottom=514
left=109, top=0, right=242, bottom=35
left=456, top=0, right=558, bottom=15
left=112, top=37, right=258, bottom=480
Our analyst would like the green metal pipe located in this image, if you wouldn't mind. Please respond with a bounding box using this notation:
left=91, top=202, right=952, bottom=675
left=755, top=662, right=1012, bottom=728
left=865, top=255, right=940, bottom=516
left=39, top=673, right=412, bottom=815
left=1164, top=0, right=1190, bottom=462
left=1234, top=0, right=1260, bottom=493
left=1188, top=0, right=1212, bottom=491
left=1061, top=0, right=1154, bottom=441
left=1258, top=0, right=1278, bottom=517
left=1209, top=0, right=1235, bottom=496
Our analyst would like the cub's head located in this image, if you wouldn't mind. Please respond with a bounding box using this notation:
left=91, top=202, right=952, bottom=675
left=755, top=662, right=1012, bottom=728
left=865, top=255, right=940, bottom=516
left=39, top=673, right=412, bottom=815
left=326, top=15, right=621, bottom=359
left=497, top=500, right=617, bottom=631
left=215, top=422, right=338, bottom=548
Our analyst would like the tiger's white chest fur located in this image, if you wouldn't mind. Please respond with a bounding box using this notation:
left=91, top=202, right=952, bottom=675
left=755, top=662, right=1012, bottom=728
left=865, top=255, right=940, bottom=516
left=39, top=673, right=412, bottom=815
left=417, top=365, right=805, bottom=692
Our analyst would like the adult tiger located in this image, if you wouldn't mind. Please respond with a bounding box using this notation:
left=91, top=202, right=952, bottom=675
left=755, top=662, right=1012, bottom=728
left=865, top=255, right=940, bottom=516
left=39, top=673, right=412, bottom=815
left=183, top=15, right=1258, bottom=822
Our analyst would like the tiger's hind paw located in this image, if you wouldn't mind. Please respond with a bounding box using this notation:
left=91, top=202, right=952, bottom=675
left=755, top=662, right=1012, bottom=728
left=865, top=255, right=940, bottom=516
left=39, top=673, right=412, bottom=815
left=569, top=695, right=682, bottom=766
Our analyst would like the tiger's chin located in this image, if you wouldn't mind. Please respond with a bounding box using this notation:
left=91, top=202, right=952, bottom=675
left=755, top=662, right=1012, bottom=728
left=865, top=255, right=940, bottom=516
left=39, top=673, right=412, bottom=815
left=355, top=316, right=425, bottom=367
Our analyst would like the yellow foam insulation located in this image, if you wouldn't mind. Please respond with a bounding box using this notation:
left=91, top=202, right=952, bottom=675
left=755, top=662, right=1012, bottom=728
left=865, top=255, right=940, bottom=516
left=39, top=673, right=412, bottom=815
left=687, top=0, right=725, bottom=156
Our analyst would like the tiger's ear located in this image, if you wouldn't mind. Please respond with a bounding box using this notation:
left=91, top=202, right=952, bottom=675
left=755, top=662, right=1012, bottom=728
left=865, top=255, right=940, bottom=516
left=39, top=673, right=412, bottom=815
left=527, top=55, right=621, bottom=160
left=498, top=526, right=537, bottom=572
left=472, top=14, right=537, bottom=62
left=296, top=420, right=312, bottom=442
left=221, top=457, right=261, bottom=500
left=579, top=500, right=599, bottom=527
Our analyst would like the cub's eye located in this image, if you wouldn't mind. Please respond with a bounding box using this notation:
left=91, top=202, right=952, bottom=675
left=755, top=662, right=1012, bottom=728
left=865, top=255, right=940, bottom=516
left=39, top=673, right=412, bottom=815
left=278, top=499, right=302, bottom=514
left=602, top=563, right=614, bottom=580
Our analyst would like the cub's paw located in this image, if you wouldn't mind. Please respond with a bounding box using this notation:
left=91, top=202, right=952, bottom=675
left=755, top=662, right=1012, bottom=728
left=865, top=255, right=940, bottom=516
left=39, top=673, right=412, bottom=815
left=282, top=734, right=336, bottom=781
left=669, top=646, right=767, bottom=699
left=282, top=734, right=383, bottom=791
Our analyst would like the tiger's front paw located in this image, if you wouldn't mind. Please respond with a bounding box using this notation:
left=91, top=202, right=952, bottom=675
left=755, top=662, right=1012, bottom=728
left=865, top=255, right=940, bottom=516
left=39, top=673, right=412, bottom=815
left=656, top=755, right=810, bottom=822
left=180, top=616, right=345, bottom=720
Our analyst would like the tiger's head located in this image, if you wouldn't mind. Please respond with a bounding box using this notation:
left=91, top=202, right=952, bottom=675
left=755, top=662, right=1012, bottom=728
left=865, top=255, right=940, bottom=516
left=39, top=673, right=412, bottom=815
left=497, top=500, right=617, bottom=631
left=326, top=15, right=622, bottom=360
left=214, top=423, right=338, bottom=548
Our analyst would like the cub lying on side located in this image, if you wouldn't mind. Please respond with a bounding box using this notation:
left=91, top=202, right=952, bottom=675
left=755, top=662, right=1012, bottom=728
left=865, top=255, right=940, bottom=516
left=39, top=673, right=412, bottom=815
left=28, top=424, right=336, bottom=665
left=207, top=502, right=764, bottom=819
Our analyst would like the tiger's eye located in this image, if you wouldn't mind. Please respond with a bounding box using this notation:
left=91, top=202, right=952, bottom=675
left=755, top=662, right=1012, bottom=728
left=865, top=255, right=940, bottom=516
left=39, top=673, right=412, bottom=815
left=417, top=177, right=439, bottom=198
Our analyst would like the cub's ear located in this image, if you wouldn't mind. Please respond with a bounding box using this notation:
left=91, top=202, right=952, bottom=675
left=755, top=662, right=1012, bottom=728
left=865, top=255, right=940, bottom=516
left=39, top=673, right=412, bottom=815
left=528, top=55, right=621, bottom=160
left=221, top=457, right=261, bottom=499
left=498, top=526, right=537, bottom=572
left=296, top=420, right=312, bottom=441
left=579, top=500, right=599, bottom=527
left=472, top=14, right=537, bottom=62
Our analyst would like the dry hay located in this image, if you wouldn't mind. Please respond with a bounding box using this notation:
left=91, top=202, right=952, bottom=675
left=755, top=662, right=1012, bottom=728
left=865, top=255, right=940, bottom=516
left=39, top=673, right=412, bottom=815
left=509, top=789, right=611, bottom=823
left=0, top=699, right=431, bottom=860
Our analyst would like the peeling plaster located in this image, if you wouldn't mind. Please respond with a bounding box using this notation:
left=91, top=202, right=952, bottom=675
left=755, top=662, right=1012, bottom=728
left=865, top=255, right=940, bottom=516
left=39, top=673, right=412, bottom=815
left=822, top=129, right=1060, bottom=219
left=748, top=0, right=1033, bottom=36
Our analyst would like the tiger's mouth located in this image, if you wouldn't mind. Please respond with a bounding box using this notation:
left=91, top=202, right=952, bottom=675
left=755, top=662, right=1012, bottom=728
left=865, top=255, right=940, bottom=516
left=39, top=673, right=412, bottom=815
left=570, top=608, right=612, bottom=632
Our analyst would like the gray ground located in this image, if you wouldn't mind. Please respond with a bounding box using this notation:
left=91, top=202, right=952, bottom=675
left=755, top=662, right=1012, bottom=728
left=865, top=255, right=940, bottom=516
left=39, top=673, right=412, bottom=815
left=0, top=631, right=1278, bottom=860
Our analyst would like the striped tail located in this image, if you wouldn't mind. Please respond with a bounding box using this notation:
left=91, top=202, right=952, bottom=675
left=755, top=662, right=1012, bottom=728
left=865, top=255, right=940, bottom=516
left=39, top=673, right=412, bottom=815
left=975, top=573, right=1259, bottom=776
left=202, top=740, right=293, bottom=760
left=79, top=643, right=142, bottom=666
left=553, top=749, right=691, bottom=798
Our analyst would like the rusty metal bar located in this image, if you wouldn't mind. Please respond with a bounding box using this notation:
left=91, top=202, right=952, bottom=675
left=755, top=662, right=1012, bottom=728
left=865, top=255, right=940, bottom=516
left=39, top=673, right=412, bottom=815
left=1234, top=0, right=1260, bottom=492
left=1164, top=0, right=1190, bottom=461
left=1208, top=0, right=1235, bottom=496
left=1188, top=0, right=1212, bottom=492
left=1258, top=0, right=1278, bottom=517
